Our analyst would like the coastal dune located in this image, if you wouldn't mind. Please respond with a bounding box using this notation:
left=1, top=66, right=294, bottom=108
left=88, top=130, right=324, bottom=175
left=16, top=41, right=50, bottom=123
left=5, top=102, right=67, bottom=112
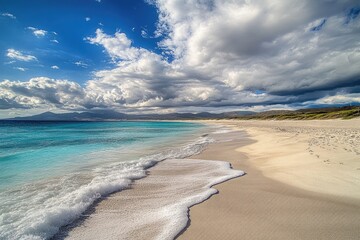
left=180, top=119, right=360, bottom=239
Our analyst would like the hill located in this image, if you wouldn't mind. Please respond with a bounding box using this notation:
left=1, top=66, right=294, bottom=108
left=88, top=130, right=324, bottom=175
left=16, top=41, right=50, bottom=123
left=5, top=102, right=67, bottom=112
left=3, top=106, right=359, bottom=121
left=233, top=106, right=360, bottom=120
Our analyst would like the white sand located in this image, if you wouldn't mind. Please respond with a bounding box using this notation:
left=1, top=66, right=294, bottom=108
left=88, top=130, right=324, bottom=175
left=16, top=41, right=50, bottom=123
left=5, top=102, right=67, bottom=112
left=180, top=119, right=360, bottom=240
left=225, top=119, right=360, bottom=199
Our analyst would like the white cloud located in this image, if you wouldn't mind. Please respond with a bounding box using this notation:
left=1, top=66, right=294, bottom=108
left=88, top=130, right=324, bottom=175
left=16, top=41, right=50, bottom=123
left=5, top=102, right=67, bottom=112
left=1, top=12, right=16, bottom=19
left=86, top=28, right=143, bottom=61
left=27, top=27, right=47, bottom=37
left=0, top=77, right=85, bottom=109
left=311, top=93, right=360, bottom=105
left=141, top=29, right=148, bottom=38
left=85, top=17, right=91, bottom=22
left=51, top=65, right=59, bottom=70
left=74, top=61, right=88, bottom=68
left=14, top=67, right=27, bottom=72
left=6, top=49, right=37, bottom=62
left=1, top=1, right=360, bottom=113
left=51, top=39, right=59, bottom=43
left=80, top=0, right=359, bottom=112
left=151, top=0, right=360, bottom=99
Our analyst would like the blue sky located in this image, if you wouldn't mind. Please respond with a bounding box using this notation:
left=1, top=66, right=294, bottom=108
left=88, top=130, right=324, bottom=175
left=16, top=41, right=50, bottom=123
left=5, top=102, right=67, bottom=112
left=1, top=0, right=159, bottom=84
left=0, top=0, right=360, bottom=118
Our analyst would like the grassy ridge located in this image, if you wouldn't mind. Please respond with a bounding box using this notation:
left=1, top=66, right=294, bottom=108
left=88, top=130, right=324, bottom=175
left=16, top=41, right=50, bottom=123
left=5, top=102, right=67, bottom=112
left=233, top=106, right=360, bottom=120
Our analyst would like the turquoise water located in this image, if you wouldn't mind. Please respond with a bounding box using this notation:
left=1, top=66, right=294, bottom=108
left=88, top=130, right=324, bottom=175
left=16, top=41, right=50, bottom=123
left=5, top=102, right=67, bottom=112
left=0, top=121, right=202, bottom=188
left=0, top=121, right=210, bottom=239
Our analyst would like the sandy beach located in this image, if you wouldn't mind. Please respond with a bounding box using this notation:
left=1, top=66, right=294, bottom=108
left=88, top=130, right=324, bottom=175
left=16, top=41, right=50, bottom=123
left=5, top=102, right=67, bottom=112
left=61, top=119, right=360, bottom=239
left=180, top=119, right=360, bottom=239
left=3, top=1, right=360, bottom=239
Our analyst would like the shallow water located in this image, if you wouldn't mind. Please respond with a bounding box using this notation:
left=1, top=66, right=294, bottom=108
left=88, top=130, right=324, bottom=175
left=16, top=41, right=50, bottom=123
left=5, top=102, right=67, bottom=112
left=0, top=121, right=212, bottom=239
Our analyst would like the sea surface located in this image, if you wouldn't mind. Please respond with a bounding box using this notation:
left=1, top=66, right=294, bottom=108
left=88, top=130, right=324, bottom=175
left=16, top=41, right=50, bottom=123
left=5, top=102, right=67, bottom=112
left=0, top=121, right=214, bottom=239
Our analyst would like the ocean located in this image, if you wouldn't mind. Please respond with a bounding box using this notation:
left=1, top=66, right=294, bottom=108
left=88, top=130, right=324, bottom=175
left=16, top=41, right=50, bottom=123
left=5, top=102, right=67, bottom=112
left=0, top=121, right=242, bottom=239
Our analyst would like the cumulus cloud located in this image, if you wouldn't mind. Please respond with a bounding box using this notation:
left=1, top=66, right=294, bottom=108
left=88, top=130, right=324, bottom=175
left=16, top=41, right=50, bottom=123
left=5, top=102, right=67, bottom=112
left=1, top=0, right=360, bottom=113
left=51, top=65, right=59, bottom=69
left=151, top=0, right=360, bottom=106
left=27, top=27, right=47, bottom=37
left=51, top=39, right=59, bottom=43
left=81, top=1, right=360, bottom=111
left=85, top=17, right=91, bottom=22
left=6, top=49, right=37, bottom=62
left=86, top=28, right=144, bottom=61
left=0, top=77, right=85, bottom=109
left=1, top=12, right=16, bottom=19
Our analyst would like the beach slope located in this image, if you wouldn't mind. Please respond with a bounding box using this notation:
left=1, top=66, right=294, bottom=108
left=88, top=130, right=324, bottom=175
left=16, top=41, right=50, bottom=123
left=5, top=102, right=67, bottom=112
left=179, top=119, right=360, bottom=240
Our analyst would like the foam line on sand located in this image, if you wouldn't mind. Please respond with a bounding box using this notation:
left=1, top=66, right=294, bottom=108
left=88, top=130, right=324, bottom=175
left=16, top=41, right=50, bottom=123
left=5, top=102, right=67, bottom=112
left=58, top=158, right=243, bottom=240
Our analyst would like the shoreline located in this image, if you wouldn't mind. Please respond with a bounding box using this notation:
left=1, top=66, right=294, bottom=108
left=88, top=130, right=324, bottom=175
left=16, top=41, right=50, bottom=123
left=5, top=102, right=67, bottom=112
left=56, top=123, right=243, bottom=240
left=60, top=119, right=360, bottom=239
left=179, top=119, right=360, bottom=239
left=59, top=159, right=243, bottom=240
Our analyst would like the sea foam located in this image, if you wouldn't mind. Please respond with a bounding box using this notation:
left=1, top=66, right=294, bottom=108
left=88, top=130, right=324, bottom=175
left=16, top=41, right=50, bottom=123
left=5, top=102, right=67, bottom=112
left=0, top=136, right=213, bottom=240
left=153, top=159, right=244, bottom=240
left=63, top=159, right=244, bottom=240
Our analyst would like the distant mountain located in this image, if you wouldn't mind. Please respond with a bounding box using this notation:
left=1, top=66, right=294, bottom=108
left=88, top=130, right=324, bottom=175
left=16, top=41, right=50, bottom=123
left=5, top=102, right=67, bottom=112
left=8, top=110, right=129, bottom=121
left=5, top=110, right=255, bottom=121
left=3, top=106, right=359, bottom=121
left=221, top=111, right=255, bottom=117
